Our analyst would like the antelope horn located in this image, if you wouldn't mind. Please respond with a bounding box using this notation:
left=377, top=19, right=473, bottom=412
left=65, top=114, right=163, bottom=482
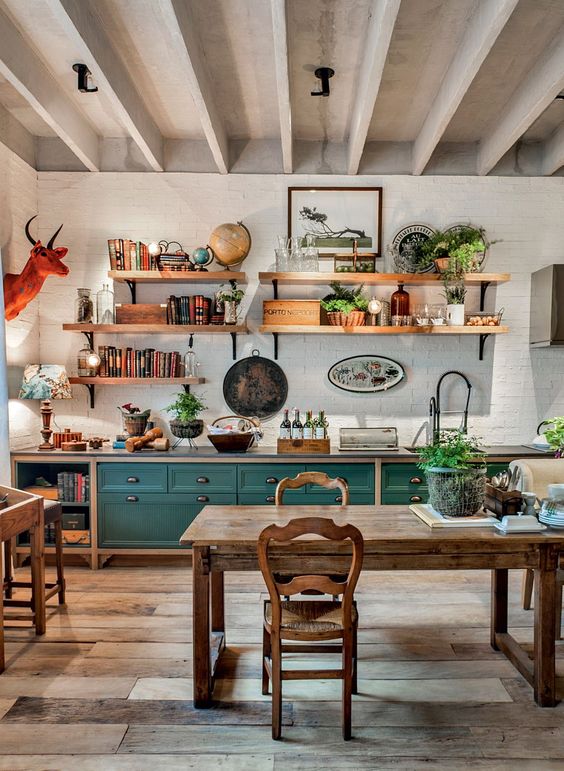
left=25, top=215, right=38, bottom=246
left=47, top=223, right=63, bottom=250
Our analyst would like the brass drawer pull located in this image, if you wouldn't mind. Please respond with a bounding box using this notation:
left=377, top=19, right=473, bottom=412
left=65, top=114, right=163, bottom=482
left=410, top=477, right=422, bottom=485
left=196, top=477, right=209, bottom=484
left=265, top=477, right=278, bottom=484
left=265, top=495, right=275, bottom=503
left=409, top=495, right=422, bottom=503
left=127, top=476, right=139, bottom=483
left=126, top=495, right=138, bottom=502
left=335, top=495, right=343, bottom=503
left=197, top=495, right=209, bottom=503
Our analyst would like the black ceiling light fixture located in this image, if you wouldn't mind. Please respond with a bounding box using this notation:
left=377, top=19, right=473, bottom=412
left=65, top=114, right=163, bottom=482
left=72, top=63, right=98, bottom=93
left=311, top=67, right=334, bottom=97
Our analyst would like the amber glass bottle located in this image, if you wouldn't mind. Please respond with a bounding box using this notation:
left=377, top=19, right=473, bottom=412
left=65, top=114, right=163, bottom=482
left=391, top=283, right=410, bottom=316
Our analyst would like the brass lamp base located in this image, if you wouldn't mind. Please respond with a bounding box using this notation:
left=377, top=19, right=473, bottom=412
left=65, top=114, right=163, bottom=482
left=38, top=398, right=55, bottom=451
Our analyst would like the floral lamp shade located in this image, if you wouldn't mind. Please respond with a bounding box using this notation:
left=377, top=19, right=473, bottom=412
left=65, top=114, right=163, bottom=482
left=19, top=364, right=72, bottom=400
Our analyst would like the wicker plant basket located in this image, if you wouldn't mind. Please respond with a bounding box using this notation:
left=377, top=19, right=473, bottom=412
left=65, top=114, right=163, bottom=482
left=326, top=310, right=366, bottom=327
left=123, top=414, right=149, bottom=437
left=433, top=257, right=450, bottom=274
left=169, top=419, right=204, bottom=439
left=425, top=466, right=486, bottom=518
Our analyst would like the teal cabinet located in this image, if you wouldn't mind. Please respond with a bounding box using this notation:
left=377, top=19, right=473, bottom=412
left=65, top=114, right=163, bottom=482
left=305, top=463, right=374, bottom=503
left=238, top=492, right=309, bottom=506
left=238, top=464, right=305, bottom=502
left=168, top=464, right=237, bottom=493
left=381, top=462, right=428, bottom=504
left=98, top=463, right=167, bottom=493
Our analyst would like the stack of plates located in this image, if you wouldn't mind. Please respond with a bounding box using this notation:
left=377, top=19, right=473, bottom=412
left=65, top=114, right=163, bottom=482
left=539, top=506, right=564, bottom=529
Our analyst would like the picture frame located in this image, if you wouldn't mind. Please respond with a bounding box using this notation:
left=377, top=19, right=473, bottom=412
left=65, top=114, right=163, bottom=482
left=327, top=355, right=405, bottom=393
left=288, top=186, right=383, bottom=255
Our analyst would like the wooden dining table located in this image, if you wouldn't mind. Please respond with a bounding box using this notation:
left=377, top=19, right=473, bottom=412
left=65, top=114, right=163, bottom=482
left=180, top=504, right=564, bottom=709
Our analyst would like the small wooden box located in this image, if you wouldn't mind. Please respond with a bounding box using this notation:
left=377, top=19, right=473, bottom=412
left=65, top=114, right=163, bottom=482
left=53, top=430, right=82, bottom=449
left=484, top=483, right=522, bottom=518
left=116, top=304, right=167, bottom=324
left=62, top=529, right=90, bottom=545
left=23, top=485, right=59, bottom=500
left=277, top=438, right=330, bottom=454
left=263, top=300, right=320, bottom=326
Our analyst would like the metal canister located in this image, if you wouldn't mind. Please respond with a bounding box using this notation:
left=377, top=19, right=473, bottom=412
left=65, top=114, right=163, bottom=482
left=377, top=299, right=391, bottom=326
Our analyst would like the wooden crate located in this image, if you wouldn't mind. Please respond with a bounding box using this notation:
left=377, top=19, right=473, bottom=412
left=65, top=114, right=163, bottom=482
left=116, top=303, right=167, bottom=324
left=484, top=483, right=522, bottom=517
left=263, top=300, right=320, bottom=326
left=277, top=438, right=330, bottom=454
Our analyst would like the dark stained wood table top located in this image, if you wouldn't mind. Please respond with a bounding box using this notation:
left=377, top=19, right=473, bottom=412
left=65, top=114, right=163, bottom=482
left=181, top=505, right=564, bottom=550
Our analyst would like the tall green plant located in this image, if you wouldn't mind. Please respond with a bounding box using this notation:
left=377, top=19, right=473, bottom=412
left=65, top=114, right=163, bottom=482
left=418, top=431, right=485, bottom=471
left=166, top=392, right=206, bottom=422
left=541, top=417, right=564, bottom=457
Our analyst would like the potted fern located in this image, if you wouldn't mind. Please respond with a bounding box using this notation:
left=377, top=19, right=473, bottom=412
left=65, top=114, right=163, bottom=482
left=418, top=431, right=487, bottom=517
left=165, top=391, right=206, bottom=444
left=320, top=281, right=367, bottom=326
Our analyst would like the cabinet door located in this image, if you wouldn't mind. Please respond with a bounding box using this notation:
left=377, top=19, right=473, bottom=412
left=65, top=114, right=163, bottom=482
left=97, top=492, right=233, bottom=548
left=381, top=491, right=429, bottom=505
left=305, top=463, right=375, bottom=502
left=381, top=462, right=428, bottom=505
left=237, top=464, right=305, bottom=501
left=98, top=463, right=167, bottom=493
left=238, top=492, right=309, bottom=506
left=168, top=464, right=237, bottom=493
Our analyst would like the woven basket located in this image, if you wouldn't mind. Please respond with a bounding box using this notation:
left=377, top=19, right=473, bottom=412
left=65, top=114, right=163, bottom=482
left=426, top=466, right=486, bottom=518
left=327, top=310, right=366, bottom=327
left=123, top=414, right=148, bottom=437
left=169, top=419, right=204, bottom=439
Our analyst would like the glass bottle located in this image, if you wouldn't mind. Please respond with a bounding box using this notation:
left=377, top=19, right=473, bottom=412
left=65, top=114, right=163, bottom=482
left=391, top=283, right=410, bottom=316
left=303, top=410, right=314, bottom=440
left=96, top=283, right=114, bottom=324
left=315, top=410, right=328, bottom=439
left=291, top=409, right=303, bottom=439
left=77, top=346, right=100, bottom=376
left=183, top=348, right=197, bottom=378
left=279, top=409, right=291, bottom=439
left=302, top=234, right=319, bottom=272
left=74, top=288, right=93, bottom=323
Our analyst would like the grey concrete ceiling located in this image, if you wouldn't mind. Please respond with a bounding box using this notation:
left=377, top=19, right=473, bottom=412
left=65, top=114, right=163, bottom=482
left=0, top=0, right=564, bottom=175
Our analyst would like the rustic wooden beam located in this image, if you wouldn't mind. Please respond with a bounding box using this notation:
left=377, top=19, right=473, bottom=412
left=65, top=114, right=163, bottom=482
left=541, top=123, right=564, bottom=175
left=271, top=0, right=293, bottom=173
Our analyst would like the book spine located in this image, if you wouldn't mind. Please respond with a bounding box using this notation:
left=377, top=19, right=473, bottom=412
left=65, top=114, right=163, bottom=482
left=123, top=239, right=131, bottom=271
left=203, top=297, right=211, bottom=325
left=129, top=241, right=137, bottom=272
left=57, top=472, right=64, bottom=501
left=108, top=239, right=117, bottom=270
left=188, top=296, right=196, bottom=325
left=116, top=348, right=122, bottom=378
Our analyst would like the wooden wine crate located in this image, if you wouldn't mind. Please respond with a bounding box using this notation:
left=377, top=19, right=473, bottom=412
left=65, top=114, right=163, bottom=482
left=277, top=438, right=330, bottom=454
left=116, top=303, right=167, bottom=324
left=263, top=300, right=320, bottom=326
left=484, top=483, right=522, bottom=517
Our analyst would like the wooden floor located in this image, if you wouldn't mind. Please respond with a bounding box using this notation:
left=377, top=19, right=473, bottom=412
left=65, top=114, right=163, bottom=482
left=2, top=561, right=564, bottom=769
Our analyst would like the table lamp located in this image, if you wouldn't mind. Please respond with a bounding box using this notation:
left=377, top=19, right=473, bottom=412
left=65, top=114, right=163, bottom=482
left=19, top=364, right=72, bottom=451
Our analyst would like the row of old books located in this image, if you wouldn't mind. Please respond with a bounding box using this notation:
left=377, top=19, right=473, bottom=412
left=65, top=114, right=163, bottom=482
left=108, top=239, right=157, bottom=271
left=98, top=346, right=182, bottom=378
left=166, top=295, right=223, bottom=325
left=57, top=472, right=89, bottom=502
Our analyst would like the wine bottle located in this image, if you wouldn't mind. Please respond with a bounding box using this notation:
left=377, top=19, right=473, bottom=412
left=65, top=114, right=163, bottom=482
left=291, top=409, right=303, bottom=439
left=303, top=410, right=314, bottom=440
left=315, top=410, right=328, bottom=439
left=279, top=409, right=291, bottom=439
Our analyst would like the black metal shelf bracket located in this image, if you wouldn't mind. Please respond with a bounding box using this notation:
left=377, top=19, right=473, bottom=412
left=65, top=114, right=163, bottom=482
left=479, top=333, right=490, bottom=360
left=81, top=383, right=95, bottom=409
left=230, top=332, right=237, bottom=360
left=80, top=330, right=94, bottom=349
left=479, top=281, right=491, bottom=312
left=272, top=278, right=278, bottom=300
left=125, top=280, right=136, bottom=304
left=182, top=384, right=191, bottom=394
left=273, top=332, right=279, bottom=360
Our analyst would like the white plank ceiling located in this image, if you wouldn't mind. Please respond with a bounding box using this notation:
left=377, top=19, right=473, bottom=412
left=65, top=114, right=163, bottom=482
left=1, top=0, right=564, bottom=175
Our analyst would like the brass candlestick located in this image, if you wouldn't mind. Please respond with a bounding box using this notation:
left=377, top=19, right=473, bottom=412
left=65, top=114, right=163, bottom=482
left=38, top=399, right=55, bottom=451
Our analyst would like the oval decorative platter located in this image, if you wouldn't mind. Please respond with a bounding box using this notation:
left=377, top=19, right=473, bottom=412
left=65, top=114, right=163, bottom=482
left=327, top=355, right=405, bottom=393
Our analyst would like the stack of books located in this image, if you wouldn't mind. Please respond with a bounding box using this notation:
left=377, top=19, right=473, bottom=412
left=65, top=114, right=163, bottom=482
left=108, top=239, right=156, bottom=271
left=98, top=346, right=182, bottom=378
left=167, top=295, right=221, bottom=325
left=158, top=252, right=190, bottom=271
left=57, top=472, right=90, bottom=502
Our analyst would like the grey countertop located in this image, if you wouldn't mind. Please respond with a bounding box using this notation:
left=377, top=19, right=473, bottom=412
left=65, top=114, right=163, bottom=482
left=11, top=444, right=550, bottom=460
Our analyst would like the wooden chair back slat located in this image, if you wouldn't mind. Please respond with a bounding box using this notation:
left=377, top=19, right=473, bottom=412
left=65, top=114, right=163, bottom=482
left=275, top=472, right=349, bottom=506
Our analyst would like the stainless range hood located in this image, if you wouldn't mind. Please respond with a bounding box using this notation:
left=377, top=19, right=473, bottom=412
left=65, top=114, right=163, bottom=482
left=530, top=264, right=564, bottom=347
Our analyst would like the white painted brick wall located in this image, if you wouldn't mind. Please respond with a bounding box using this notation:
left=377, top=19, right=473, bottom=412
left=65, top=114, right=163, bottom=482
left=34, top=171, right=564, bottom=448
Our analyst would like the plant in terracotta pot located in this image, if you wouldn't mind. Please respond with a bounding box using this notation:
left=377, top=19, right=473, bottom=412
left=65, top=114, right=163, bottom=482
left=165, top=391, right=206, bottom=445
left=217, top=279, right=245, bottom=324
left=321, top=281, right=367, bottom=326
left=418, top=226, right=489, bottom=274
left=418, top=430, right=487, bottom=517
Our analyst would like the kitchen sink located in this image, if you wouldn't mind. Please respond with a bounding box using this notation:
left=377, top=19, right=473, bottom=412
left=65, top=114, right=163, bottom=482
left=404, top=446, right=424, bottom=453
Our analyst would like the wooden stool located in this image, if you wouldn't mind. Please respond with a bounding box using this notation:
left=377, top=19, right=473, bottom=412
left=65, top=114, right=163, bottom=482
left=3, top=499, right=65, bottom=610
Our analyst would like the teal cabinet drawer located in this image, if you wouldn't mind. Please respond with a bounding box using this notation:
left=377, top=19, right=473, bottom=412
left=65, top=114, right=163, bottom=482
left=238, top=464, right=305, bottom=495
left=168, top=464, right=237, bottom=493
left=381, top=463, right=427, bottom=493
left=98, top=492, right=231, bottom=548
left=310, top=490, right=375, bottom=505
left=305, top=463, right=374, bottom=496
left=98, top=463, right=167, bottom=493
left=381, top=491, right=429, bottom=505
left=238, top=492, right=309, bottom=506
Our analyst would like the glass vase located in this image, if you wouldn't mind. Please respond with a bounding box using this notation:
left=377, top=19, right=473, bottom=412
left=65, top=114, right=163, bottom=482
left=74, top=288, right=93, bottom=323
left=96, top=284, right=114, bottom=324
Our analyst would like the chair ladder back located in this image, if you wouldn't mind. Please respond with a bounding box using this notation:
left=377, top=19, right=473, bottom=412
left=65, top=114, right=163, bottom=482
left=275, top=472, right=349, bottom=506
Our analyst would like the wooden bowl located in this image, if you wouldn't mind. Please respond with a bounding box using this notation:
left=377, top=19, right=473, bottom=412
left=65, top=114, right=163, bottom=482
left=207, top=433, right=255, bottom=453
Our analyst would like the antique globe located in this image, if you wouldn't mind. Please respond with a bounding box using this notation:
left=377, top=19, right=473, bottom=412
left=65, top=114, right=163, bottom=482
left=192, top=246, right=213, bottom=270
left=208, top=222, right=251, bottom=268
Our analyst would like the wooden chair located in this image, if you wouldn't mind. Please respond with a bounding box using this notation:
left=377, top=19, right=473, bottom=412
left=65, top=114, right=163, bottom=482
left=258, top=516, right=364, bottom=741
left=3, top=499, right=65, bottom=612
left=275, top=471, right=349, bottom=506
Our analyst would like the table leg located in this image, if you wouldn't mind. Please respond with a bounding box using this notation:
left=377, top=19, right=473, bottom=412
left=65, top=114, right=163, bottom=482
left=192, top=545, right=211, bottom=707
left=534, top=545, right=558, bottom=707
left=30, top=506, right=46, bottom=636
left=490, top=568, right=508, bottom=651
left=211, top=571, right=225, bottom=636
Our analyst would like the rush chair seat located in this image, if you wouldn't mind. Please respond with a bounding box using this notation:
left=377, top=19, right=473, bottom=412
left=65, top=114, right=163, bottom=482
left=3, top=498, right=66, bottom=611
left=258, top=516, right=364, bottom=741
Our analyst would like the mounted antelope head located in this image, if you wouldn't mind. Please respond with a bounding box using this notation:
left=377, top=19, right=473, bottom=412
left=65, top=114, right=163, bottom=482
left=3, top=216, right=69, bottom=321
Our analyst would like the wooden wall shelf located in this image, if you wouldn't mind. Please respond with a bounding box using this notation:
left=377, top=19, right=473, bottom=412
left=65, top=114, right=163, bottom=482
left=69, top=376, right=205, bottom=408
left=259, top=271, right=509, bottom=287
left=109, top=270, right=246, bottom=302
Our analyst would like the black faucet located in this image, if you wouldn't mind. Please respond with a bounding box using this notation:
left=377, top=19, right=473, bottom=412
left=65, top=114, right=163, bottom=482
left=430, top=370, right=472, bottom=442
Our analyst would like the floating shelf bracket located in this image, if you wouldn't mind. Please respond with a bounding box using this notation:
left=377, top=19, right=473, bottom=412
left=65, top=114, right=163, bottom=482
left=478, top=333, right=490, bottom=361
left=230, top=332, right=237, bottom=360
left=479, top=281, right=491, bottom=312
left=125, top=280, right=137, bottom=304
left=80, top=330, right=94, bottom=349
left=273, top=332, right=279, bottom=360
left=272, top=278, right=278, bottom=300
left=73, top=382, right=96, bottom=409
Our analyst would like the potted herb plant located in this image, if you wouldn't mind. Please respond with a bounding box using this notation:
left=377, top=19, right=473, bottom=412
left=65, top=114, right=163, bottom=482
left=418, top=226, right=488, bottom=274
left=443, top=281, right=466, bottom=326
left=540, top=417, right=564, bottom=457
left=418, top=431, right=487, bottom=517
left=165, top=391, right=207, bottom=443
left=217, top=279, right=245, bottom=325
left=320, top=281, right=367, bottom=326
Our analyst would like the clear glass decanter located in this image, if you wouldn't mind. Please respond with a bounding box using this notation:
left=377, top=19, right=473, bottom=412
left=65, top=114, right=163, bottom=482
left=96, top=284, right=114, bottom=324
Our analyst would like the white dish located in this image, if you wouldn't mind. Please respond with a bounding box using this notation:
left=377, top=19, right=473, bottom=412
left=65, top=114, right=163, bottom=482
left=495, top=514, right=547, bottom=533
left=495, top=521, right=547, bottom=533
left=539, top=513, right=564, bottom=529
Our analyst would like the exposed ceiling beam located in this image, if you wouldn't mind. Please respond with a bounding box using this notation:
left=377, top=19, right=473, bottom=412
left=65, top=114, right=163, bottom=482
left=45, top=0, right=163, bottom=171
left=478, top=24, right=564, bottom=176
left=542, top=123, right=564, bottom=175
left=158, top=0, right=230, bottom=174
left=270, top=0, right=292, bottom=174
left=412, top=0, right=518, bottom=176
left=0, top=5, right=99, bottom=171
left=346, top=0, right=401, bottom=175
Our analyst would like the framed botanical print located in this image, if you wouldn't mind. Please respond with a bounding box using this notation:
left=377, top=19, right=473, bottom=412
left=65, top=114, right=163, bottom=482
left=288, top=186, right=383, bottom=255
